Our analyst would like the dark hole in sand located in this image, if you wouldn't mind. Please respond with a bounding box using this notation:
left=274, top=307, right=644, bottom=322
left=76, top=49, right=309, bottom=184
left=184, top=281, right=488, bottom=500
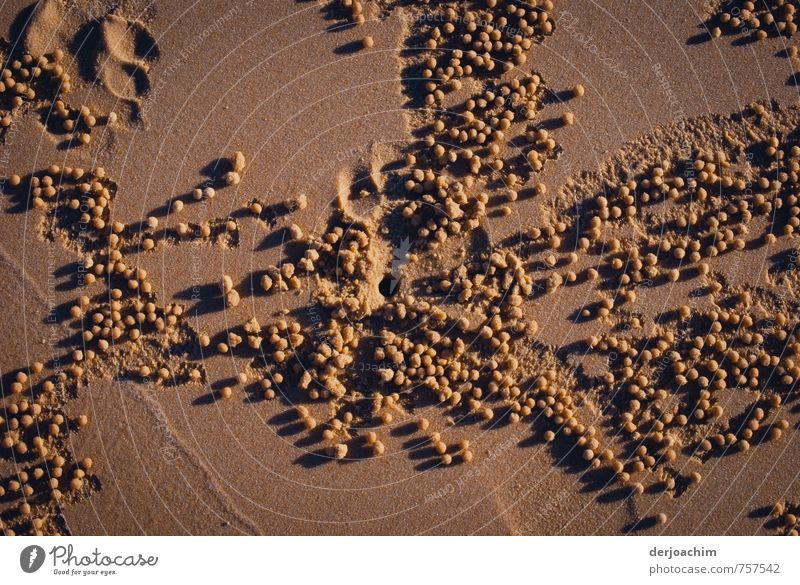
left=379, top=274, right=399, bottom=297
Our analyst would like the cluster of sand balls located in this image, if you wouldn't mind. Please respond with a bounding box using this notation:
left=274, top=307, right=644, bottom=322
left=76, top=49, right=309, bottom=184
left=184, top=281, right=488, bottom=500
left=586, top=293, right=795, bottom=489
left=414, top=0, right=556, bottom=92
left=385, top=104, right=800, bottom=490
left=382, top=288, right=606, bottom=470
left=332, top=0, right=369, bottom=26
left=0, top=365, right=94, bottom=536
left=259, top=213, right=383, bottom=318
left=492, top=105, right=800, bottom=330
left=771, top=500, right=800, bottom=536
left=205, top=265, right=531, bottom=464
left=1, top=158, right=207, bottom=533
left=206, top=0, right=587, bottom=467
left=6, top=0, right=800, bottom=539
left=6, top=166, right=117, bottom=242
left=0, top=48, right=115, bottom=147
left=199, top=1, right=574, bottom=460
left=438, top=250, right=539, bottom=329
left=707, top=1, right=799, bottom=41
left=285, top=319, right=354, bottom=401
left=48, top=101, right=114, bottom=146
left=0, top=46, right=113, bottom=534
left=399, top=172, right=487, bottom=248
left=70, top=296, right=191, bottom=356
left=0, top=160, right=211, bottom=530
left=234, top=279, right=565, bottom=467
left=225, top=1, right=572, bottom=463
left=420, top=75, right=556, bottom=176
left=393, top=0, right=578, bottom=249
left=1, top=49, right=72, bottom=133
left=454, top=104, right=800, bottom=496
left=587, top=139, right=800, bottom=242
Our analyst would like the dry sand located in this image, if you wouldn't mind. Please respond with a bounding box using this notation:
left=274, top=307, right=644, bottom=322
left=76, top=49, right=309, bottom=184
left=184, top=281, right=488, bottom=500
left=1, top=0, right=800, bottom=535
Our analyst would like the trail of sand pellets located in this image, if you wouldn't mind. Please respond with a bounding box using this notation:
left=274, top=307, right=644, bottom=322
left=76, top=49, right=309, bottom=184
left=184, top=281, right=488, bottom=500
left=1, top=0, right=800, bottom=536
left=702, top=1, right=800, bottom=43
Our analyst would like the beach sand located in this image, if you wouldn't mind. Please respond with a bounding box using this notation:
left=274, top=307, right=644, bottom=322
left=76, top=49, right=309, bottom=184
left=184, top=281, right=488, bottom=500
left=1, top=0, right=800, bottom=535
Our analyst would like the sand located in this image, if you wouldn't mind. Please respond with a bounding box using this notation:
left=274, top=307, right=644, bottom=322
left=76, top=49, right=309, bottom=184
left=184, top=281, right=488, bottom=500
left=1, top=0, right=800, bottom=536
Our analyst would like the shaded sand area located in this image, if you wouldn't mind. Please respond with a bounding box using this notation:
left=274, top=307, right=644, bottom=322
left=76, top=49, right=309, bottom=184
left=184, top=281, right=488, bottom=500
left=1, top=0, right=800, bottom=535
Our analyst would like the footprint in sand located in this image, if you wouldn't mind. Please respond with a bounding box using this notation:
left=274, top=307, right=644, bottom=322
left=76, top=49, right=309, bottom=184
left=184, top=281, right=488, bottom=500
left=94, top=13, right=159, bottom=104
left=24, top=1, right=158, bottom=104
